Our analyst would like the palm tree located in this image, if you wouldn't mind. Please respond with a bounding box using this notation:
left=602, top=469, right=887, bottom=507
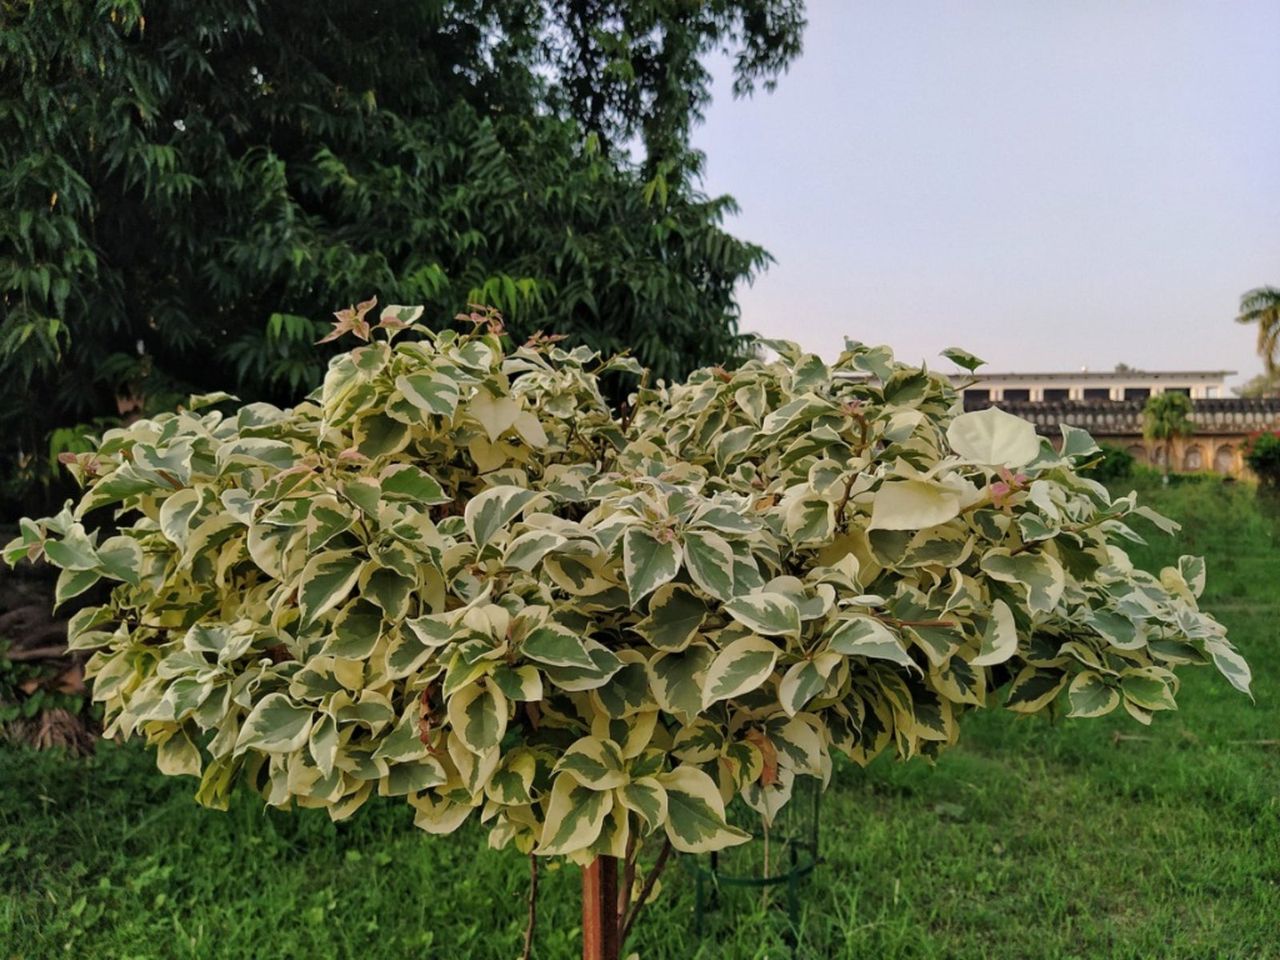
left=1143, top=392, right=1194, bottom=483
left=1236, top=286, right=1280, bottom=372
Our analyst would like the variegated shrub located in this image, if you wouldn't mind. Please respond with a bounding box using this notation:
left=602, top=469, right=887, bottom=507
left=10, top=305, right=1251, bottom=879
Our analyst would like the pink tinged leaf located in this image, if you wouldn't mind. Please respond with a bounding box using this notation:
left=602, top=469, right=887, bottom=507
left=319, top=296, right=378, bottom=343
left=379, top=305, right=424, bottom=329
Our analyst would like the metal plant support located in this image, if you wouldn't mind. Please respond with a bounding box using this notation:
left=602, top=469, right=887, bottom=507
left=690, top=776, right=823, bottom=944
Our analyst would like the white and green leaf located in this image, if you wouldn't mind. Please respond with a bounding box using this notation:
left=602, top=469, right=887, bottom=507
left=656, top=765, right=750, bottom=854
left=722, top=591, right=801, bottom=638
left=623, top=527, right=681, bottom=605
left=702, top=635, right=779, bottom=707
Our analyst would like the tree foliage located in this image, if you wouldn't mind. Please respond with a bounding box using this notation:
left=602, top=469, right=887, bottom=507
left=1142, top=392, right=1193, bottom=477
left=1233, top=370, right=1280, bottom=398
left=11, top=315, right=1250, bottom=948
left=0, top=0, right=805, bottom=512
left=1081, top=443, right=1134, bottom=483
left=1243, top=431, right=1280, bottom=486
left=1236, top=286, right=1280, bottom=374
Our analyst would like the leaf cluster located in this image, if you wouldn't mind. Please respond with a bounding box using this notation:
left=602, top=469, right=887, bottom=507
left=10, top=315, right=1250, bottom=869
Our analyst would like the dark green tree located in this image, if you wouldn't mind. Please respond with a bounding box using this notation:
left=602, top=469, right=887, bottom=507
left=1243, top=431, right=1280, bottom=486
left=0, top=0, right=805, bottom=512
left=1142, top=392, right=1194, bottom=482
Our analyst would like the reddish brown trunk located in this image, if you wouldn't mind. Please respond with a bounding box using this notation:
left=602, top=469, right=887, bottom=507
left=581, top=855, right=620, bottom=960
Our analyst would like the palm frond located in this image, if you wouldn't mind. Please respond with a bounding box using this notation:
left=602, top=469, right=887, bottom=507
left=1235, top=286, right=1280, bottom=373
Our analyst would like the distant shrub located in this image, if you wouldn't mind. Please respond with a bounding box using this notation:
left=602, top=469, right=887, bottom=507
left=1130, top=466, right=1224, bottom=488
left=1082, top=444, right=1134, bottom=482
left=1193, top=472, right=1230, bottom=485
left=1243, top=431, right=1280, bottom=486
left=1172, top=471, right=1228, bottom=487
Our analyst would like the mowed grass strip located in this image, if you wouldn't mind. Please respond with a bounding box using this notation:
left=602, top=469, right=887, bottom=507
left=2, top=477, right=1277, bottom=959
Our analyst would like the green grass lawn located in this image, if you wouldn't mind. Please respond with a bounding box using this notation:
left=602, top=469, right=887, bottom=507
left=3, top=477, right=1277, bottom=960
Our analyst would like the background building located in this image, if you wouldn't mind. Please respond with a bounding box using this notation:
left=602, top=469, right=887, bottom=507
left=956, top=370, right=1280, bottom=477
left=959, top=370, right=1230, bottom=408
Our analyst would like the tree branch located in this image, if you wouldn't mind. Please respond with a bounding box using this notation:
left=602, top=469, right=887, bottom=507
left=871, top=613, right=958, bottom=630
left=522, top=853, right=538, bottom=960
left=620, top=838, right=673, bottom=946
left=618, top=832, right=638, bottom=931
left=3, top=645, right=71, bottom=662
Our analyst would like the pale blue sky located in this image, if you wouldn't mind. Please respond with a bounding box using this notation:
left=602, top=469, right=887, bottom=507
left=694, top=1, right=1280, bottom=385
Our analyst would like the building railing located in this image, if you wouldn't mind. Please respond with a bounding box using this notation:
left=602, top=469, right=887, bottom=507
left=969, top=397, right=1280, bottom=436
